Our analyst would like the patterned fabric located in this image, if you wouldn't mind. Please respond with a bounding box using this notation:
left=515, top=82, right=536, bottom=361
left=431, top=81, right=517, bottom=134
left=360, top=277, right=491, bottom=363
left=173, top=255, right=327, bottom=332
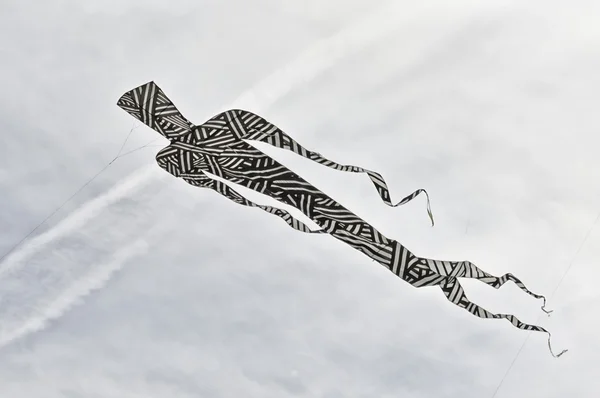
left=117, top=81, right=554, bottom=341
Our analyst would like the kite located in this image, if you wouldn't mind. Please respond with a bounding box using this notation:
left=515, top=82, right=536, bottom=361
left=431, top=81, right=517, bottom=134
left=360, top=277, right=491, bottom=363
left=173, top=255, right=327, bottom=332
left=117, top=81, right=564, bottom=355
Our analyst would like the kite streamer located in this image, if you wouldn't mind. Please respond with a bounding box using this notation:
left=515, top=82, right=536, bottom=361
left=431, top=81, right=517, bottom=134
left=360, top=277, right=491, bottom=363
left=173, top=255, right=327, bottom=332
left=118, top=81, right=565, bottom=357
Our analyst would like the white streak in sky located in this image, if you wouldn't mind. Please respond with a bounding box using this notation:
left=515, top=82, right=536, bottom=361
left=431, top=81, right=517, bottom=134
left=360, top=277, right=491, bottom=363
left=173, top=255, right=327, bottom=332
left=0, top=165, right=157, bottom=278
left=0, top=240, right=149, bottom=349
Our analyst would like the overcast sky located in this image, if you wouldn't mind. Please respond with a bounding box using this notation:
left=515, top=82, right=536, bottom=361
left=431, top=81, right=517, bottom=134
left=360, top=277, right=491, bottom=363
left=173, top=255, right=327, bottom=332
left=1, top=0, right=599, bottom=397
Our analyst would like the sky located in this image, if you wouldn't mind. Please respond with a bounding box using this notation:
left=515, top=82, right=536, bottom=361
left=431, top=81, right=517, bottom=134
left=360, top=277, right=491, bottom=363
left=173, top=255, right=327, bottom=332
left=1, top=0, right=599, bottom=397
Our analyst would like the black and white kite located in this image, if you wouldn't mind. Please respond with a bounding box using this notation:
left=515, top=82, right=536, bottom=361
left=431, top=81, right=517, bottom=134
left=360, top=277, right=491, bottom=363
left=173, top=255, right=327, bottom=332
left=117, top=81, right=564, bottom=356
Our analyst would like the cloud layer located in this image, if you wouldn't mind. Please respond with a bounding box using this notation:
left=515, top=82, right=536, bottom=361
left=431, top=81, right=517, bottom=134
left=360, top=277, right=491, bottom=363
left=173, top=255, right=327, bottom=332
left=1, top=0, right=599, bottom=397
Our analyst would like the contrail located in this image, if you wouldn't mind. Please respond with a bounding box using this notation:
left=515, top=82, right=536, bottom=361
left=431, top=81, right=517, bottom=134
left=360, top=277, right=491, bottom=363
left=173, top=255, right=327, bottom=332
left=0, top=165, right=159, bottom=278
left=0, top=0, right=483, bottom=348
left=0, top=239, right=149, bottom=349
left=228, top=1, right=469, bottom=111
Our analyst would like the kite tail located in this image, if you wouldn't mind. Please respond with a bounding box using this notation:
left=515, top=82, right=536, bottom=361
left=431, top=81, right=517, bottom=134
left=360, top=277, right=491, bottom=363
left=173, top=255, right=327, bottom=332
left=240, top=120, right=434, bottom=225
left=179, top=172, right=325, bottom=235
left=420, top=258, right=552, bottom=314
left=383, top=186, right=433, bottom=226
left=440, top=277, right=567, bottom=358
left=473, top=270, right=554, bottom=315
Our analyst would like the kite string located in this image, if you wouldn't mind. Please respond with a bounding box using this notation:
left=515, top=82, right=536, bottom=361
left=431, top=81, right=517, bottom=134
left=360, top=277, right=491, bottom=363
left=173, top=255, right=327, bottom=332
left=547, top=209, right=600, bottom=302
left=114, top=139, right=161, bottom=158
left=490, top=208, right=600, bottom=397
left=0, top=123, right=159, bottom=266
left=114, top=123, right=136, bottom=160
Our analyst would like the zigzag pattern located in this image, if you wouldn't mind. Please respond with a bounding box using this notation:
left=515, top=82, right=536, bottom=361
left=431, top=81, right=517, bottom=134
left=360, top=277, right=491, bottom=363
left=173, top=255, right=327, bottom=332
left=117, top=81, right=552, bottom=338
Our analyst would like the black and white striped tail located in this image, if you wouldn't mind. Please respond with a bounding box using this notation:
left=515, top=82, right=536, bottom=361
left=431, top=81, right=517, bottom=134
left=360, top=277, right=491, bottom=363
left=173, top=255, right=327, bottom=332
left=179, top=170, right=324, bottom=235
left=226, top=110, right=435, bottom=226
